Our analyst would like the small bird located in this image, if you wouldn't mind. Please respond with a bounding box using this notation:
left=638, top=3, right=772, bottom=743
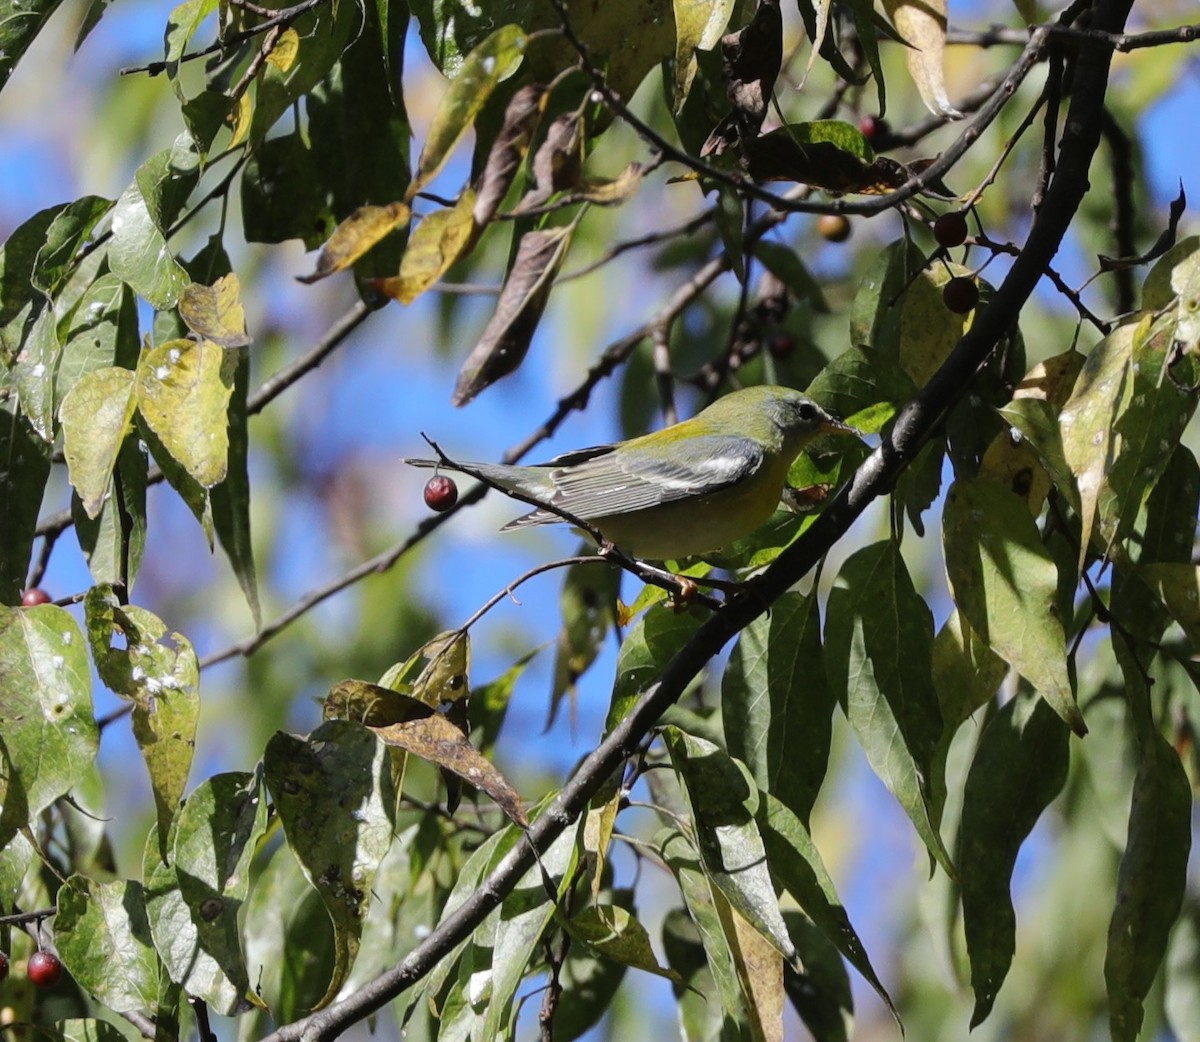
left=406, top=385, right=858, bottom=560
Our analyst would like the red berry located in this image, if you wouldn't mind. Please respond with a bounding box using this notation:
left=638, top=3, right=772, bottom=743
left=27, top=951, right=63, bottom=989
left=767, top=332, right=795, bottom=359
left=818, top=214, right=851, bottom=243
left=0, top=950, right=8, bottom=982
left=934, top=212, right=969, bottom=249
left=859, top=115, right=889, bottom=141
left=423, top=475, right=459, bottom=512
left=21, top=588, right=51, bottom=606
left=943, top=276, right=980, bottom=314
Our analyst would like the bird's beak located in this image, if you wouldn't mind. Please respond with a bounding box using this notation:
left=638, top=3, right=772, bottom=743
left=819, top=417, right=863, bottom=438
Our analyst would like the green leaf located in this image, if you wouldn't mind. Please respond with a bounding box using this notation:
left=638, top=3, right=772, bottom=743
left=59, top=366, right=136, bottom=519
left=566, top=904, right=681, bottom=982
left=942, top=477, right=1083, bottom=735
left=109, top=136, right=200, bottom=308
left=805, top=347, right=916, bottom=434
left=177, top=274, right=250, bottom=348
left=241, top=132, right=330, bottom=247
left=73, top=438, right=148, bottom=589
left=758, top=792, right=895, bottom=1019
left=58, top=1019, right=129, bottom=1042
left=410, top=23, right=527, bottom=196
left=663, top=727, right=798, bottom=965
left=0, top=402, right=52, bottom=603
left=210, top=346, right=260, bottom=627
left=83, top=590, right=199, bottom=847
left=849, top=238, right=925, bottom=353
left=606, top=607, right=703, bottom=731
left=11, top=303, right=61, bottom=441
left=263, top=721, right=396, bottom=1008
left=135, top=338, right=234, bottom=488
left=958, top=690, right=1070, bottom=1027
left=249, top=0, right=359, bottom=142
left=31, top=195, right=113, bottom=296
left=0, top=0, right=65, bottom=93
left=0, top=605, right=96, bottom=848
left=242, top=839, right=336, bottom=1021
left=659, top=830, right=749, bottom=1034
left=723, top=591, right=834, bottom=824
left=671, top=0, right=736, bottom=112
left=782, top=909, right=854, bottom=1042
left=1105, top=724, right=1192, bottom=1042
left=143, top=771, right=267, bottom=1013
left=56, top=274, right=140, bottom=402
left=931, top=609, right=1007, bottom=732
left=824, top=541, right=952, bottom=873
left=751, top=239, right=829, bottom=313
left=55, top=875, right=160, bottom=1012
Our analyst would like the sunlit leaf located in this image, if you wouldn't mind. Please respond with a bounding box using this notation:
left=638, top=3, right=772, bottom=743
left=263, top=721, right=396, bottom=1008
left=409, top=24, right=528, bottom=197
left=567, top=904, right=681, bottom=982
left=943, top=478, right=1083, bottom=734
left=178, top=274, right=251, bottom=347
left=374, top=189, right=476, bottom=305
left=298, top=204, right=412, bottom=284
left=824, top=541, right=952, bottom=872
left=880, top=0, right=960, bottom=117
left=55, top=875, right=159, bottom=1012
left=606, top=608, right=703, bottom=731
left=672, top=0, right=737, bottom=112
left=135, top=337, right=234, bottom=489
left=59, top=366, right=136, bottom=519
left=0, top=605, right=96, bottom=846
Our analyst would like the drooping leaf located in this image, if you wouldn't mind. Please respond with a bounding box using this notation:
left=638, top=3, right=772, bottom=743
left=109, top=136, right=200, bottom=308
left=31, top=195, right=113, bottom=296
left=0, top=403, right=52, bottom=603
left=758, top=792, right=896, bottom=1019
left=473, top=83, right=547, bottom=225
left=566, top=904, right=681, bottom=982
left=0, top=0, right=64, bottom=92
left=606, top=607, right=703, bottom=731
left=0, top=605, right=96, bottom=847
left=824, top=541, right=952, bottom=872
left=781, top=909, right=854, bottom=1042
left=548, top=557, right=620, bottom=728
left=752, top=239, right=829, bottom=312
left=453, top=222, right=574, bottom=405
left=723, top=590, right=834, bottom=824
left=59, top=366, right=137, bottom=519
left=931, top=609, right=1007, bottom=732
left=73, top=437, right=148, bottom=589
left=143, top=770, right=268, bottom=1013
left=135, top=338, right=234, bottom=489
left=299, top=204, right=412, bottom=284
left=373, top=189, right=477, bottom=305
left=83, top=589, right=199, bottom=853
left=55, top=875, right=160, bottom=1012
left=942, top=478, right=1084, bottom=735
left=263, top=721, right=396, bottom=1009
left=663, top=727, right=799, bottom=965
left=880, top=0, right=960, bottom=116
left=959, top=690, right=1070, bottom=1027
left=718, top=0, right=782, bottom=140
left=409, top=24, right=528, bottom=197
left=1105, top=726, right=1192, bottom=1042
left=672, top=0, right=736, bottom=112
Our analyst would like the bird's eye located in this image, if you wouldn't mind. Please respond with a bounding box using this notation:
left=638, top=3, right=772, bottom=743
left=797, top=401, right=818, bottom=423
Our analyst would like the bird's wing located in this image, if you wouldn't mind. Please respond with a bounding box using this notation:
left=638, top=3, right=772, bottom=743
left=531, top=434, right=765, bottom=520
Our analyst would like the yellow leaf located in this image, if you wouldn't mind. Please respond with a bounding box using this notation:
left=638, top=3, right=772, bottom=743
left=881, top=0, right=961, bottom=117
left=266, top=28, right=299, bottom=72
left=179, top=273, right=251, bottom=347
left=298, top=203, right=411, bottom=284
left=373, top=191, right=476, bottom=305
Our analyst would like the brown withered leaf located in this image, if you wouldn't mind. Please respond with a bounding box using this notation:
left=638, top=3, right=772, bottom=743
left=1099, top=185, right=1187, bottom=272
left=575, top=163, right=645, bottom=206
left=513, top=112, right=585, bottom=214
left=473, top=84, right=548, bottom=227
left=178, top=274, right=251, bottom=348
left=377, top=708, right=528, bottom=827
left=323, top=679, right=526, bottom=826
left=298, top=203, right=412, bottom=284
left=453, top=224, right=573, bottom=405
left=720, top=0, right=782, bottom=139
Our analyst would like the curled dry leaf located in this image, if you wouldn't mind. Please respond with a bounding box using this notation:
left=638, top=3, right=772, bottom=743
left=179, top=274, right=251, bottom=347
left=453, top=224, right=574, bottom=406
left=473, top=84, right=547, bottom=227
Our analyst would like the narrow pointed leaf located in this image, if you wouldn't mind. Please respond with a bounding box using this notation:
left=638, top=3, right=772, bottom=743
left=824, top=541, right=952, bottom=872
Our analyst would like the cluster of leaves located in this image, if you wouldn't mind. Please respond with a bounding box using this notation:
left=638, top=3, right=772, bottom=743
left=2, top=0, right=1200, bottom=1041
